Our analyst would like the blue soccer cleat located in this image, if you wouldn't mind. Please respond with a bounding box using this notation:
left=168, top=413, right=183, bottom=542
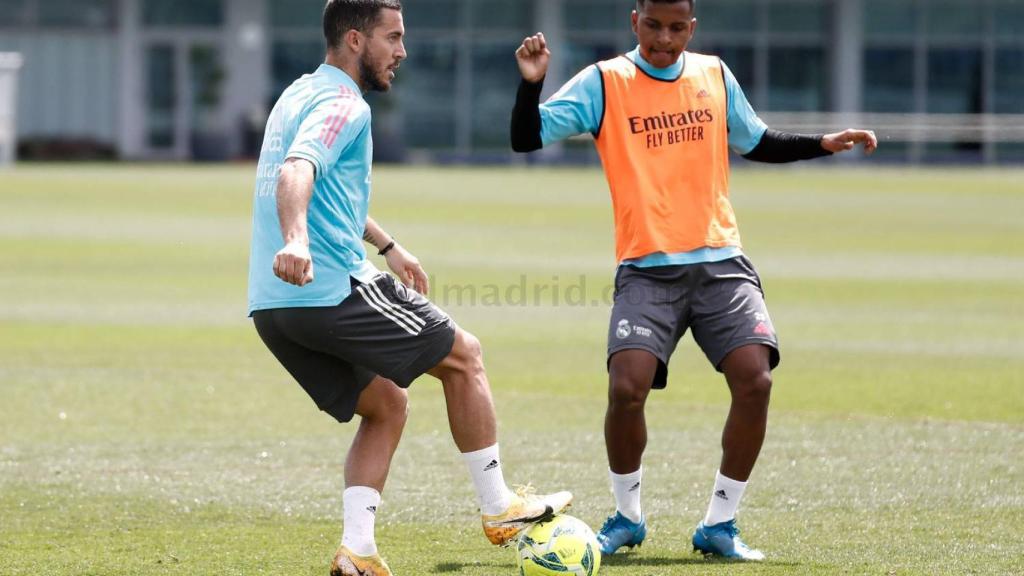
left=692, top=519, right=765, bottom=561
left=596, top=512, right=647, bottom=555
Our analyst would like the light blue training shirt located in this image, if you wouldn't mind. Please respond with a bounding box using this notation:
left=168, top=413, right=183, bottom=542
left=539, top=46, right=768, bottom=268
left=248, top=63, right=379, bottom=315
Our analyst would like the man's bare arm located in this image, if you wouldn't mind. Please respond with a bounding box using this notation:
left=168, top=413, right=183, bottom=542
left=273, top=158, right=317, bottom=287
left=363, top=216, right=394, bottom=253
left=363, top=216, right=430, bottom=294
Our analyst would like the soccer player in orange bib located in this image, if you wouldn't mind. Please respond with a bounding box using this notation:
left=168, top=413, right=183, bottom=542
left=511, top=0, right=877, bottom=561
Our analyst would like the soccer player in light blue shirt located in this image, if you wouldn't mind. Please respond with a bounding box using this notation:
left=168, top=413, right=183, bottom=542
left=247, top=3, right=572, bottom=573
left=248, top=62, right=382, bottom=313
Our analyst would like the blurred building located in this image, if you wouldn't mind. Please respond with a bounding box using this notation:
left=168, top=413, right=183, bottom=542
left=1, top=0, right=1022, bottom=163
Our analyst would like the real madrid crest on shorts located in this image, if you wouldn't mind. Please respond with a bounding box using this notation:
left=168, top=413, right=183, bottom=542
left=616, top=319, right=632, bottom=340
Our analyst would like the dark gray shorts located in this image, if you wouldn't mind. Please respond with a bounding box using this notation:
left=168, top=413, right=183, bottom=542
left=607, top=256, right=780, bottom=389
left=253, top=273, right=456, bottom=423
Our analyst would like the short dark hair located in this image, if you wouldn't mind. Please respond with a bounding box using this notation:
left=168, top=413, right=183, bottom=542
left=323, top=0, right=402, bottom=50
left=637, top=0, right=695, bottom=10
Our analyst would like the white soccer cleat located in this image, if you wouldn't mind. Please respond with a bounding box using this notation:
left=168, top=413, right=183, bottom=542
left=481, top=486, right=573, bottom=546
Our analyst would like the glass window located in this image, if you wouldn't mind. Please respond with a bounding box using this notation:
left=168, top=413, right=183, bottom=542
left=994, top=1, right=1024, bottom=41
left=189, top=44, right=224, bottom=133
left=38, top=0, right=116, bottom=28
left=707, top=45, right=755, bottom=93
left=694, top=0, right=757, bottom=34
left=994, top=49, right=1024, bottom=114
left=864, top=0, right=918, bottom=39
left=270, top=41, right=323, bottom=101
left=863, top=48, right=916, bottom=112
left=926, top=49, right=983, bottom=113
left=767, top=1, right=827, bottom=36
left=471, top=43, right=521, bottom=148
left=0, top=0, right=28, bottom=27
left=398, top=40, right=457, bottom=101
left=403, top=106, right=457, bottom=149
left=768, top=47, right=826, bottom=111
left=472, top=0, right=534, bottom=30
left=146, top=44, right=176, bottom=148
left=401, top=0, right=460, bottom=29
left=268, top=0, right=323, bottom=29
left=566, top=0, right=630, bottom=31
left=924, top=142, right=981, bottom=162
left=998, top=143, right=1024, bottom=164
left=926, top=0, right=985, bottom=38
left=143, top=0, right=224, bottom=27
left=925, top=47, right=985, bottom=161
left=395, top=41, right=457, bottom=149
left=563, top=40, right=619, bottom=78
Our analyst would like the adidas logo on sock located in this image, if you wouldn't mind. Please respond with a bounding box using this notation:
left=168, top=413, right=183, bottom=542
left=483, top=459, right=499, bottom=471
left=714, top=489, right=729, bottom=501
left=367, top=505, right=377, bottom=514
left=629, top=482, right=641, bottom=492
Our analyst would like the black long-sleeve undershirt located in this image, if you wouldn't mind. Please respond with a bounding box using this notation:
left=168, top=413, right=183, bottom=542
left=511, top=78, right=544, bottom=153
left=510, top=77, right=833, bottom=162
left=742, top=129, right=832, bottom=163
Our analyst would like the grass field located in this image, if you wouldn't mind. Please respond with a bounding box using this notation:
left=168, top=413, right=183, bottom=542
left=1, top=164, right=1022, bottom=575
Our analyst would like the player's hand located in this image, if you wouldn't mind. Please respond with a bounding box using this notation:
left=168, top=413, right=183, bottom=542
left=385, top=244, right=429, bottom=295
left=822, top=129, right=878, bottom=155
left=273, top=241, right=314, bottom=287
left=516, top=33, right=551, bottom=84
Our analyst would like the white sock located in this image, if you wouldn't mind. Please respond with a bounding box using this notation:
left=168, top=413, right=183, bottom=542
left=610, top=467, right=643, bottom=523
left=703, top=470, right=747, bottom=526
left=342, top=486, right=380, bottom=556
left=462, top=444, right=513, bottom=516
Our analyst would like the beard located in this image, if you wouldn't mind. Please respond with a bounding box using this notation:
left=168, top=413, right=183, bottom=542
left=359, top=51, right=391, bottom=93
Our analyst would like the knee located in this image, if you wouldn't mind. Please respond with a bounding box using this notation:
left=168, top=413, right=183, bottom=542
left=608, top=372, right=650, bottom=411
left=731, top=370, right=773, bottom=405
left=370, top=384, right=410, bottom=427
left=387, top=391, right=410, bottom=429
left=459, top=330, right=484, bottom=364
left=446, top=329, right=485, bottom=379
left=393, top=389, right=410, bottom=425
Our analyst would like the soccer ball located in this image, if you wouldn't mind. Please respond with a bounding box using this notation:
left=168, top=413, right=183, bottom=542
left=516, top=515, right=601, bottom=576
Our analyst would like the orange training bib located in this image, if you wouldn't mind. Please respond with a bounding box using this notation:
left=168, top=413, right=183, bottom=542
left=595, top=53, right=739, bottom=262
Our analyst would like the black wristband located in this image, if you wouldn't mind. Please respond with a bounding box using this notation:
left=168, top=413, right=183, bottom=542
left=378, top=240, right=396, bottom=256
